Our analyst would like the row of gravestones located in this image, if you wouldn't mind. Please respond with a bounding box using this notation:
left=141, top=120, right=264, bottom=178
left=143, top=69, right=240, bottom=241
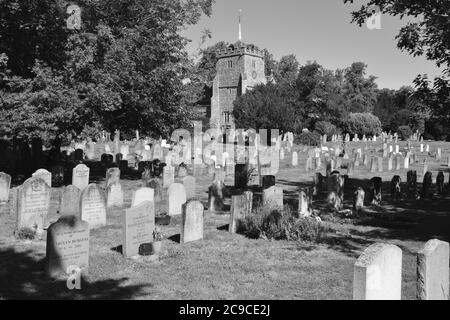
left=353, top=240, right=449, bottom=300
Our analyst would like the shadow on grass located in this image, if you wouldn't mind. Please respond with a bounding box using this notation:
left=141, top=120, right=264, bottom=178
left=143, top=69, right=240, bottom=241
left=0, top=248, right=148, bottom=299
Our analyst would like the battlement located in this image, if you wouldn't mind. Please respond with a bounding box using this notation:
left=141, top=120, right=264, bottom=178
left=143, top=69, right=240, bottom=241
left=217, top=44, right=264, bottom=59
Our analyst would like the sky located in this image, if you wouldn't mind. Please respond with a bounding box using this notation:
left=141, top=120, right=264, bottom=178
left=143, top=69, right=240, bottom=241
left=182, top=0, right=443, bottom=90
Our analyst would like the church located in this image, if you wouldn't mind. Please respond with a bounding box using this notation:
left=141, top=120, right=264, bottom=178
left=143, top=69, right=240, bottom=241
left=210, top=12, right=267, bottom=130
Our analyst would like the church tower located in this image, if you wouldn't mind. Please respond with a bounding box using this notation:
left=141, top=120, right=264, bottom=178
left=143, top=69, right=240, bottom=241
left=210, top=11, right=267, bottom=130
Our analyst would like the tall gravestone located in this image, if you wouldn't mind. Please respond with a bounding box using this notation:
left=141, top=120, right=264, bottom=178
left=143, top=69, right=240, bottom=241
left=72, top=164, right=90, bottom=191
left=163, top=164, right=175, bottom=188
left=80, top=184, right=106, bottom=229
left=353, top=243, right=402, bottom=300
left=181, top=200, right=204, bottom=244
left=417, top=239, right=449, bottom=300
left=123, top=201, right=155, bottom=257
left=46, top=215, right=89, bottom=277
left=17, top=178, right=51, bottom=236
left=167, top=183, right=187, bottom=216
left=0, top=172, right=11, bottom=203
left=60, top=185, right=81, bottom=216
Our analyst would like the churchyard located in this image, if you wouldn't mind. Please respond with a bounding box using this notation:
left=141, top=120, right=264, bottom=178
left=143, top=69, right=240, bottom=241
left=0, top=132, right=449, bottom=300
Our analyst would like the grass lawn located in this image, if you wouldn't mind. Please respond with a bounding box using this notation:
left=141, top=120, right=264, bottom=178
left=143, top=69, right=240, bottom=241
left=1, top=140, right=449, bottom=300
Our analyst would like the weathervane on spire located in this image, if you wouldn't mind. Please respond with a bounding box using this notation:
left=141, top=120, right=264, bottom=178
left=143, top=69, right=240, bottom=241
left=238, top=9, right=242, bottom=41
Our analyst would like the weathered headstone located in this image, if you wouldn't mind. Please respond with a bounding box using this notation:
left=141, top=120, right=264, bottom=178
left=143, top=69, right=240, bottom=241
left=208, top=180, right=226, bottom=212
left=298, top=189, right=311, bottom=217
left=0, top=172, right=11, bottom=203
left=229, top=195, right=246, bottom=233
left=17, top=178, right=51, bottom=235
left=106, top=181, right=124, bottom=208
left=181, top=200, right=204, bottom=244
left=292, top=152, right=298, bottom=167
left=72, top=164, right=90, bottom=191
left=32, top=169, right=52, bottom=187
left=262, top=175, right=276, bottom=189
left=417, top=239, right=449, bottom=300
left=167, top=183, right=187, bottom=216
left=163, top=164, right=175, bottom=188
left=353, top=243, right=402, bottom=300
left=262, top=186, right=283, bottom=209
left=60, top=185, right=81, bottom=216
left=80, top=184, right=106, bottom=229
left=46, top=215, right=89, bottom=278
left=436, top=171, right=445, bottom=196
left=123, top=201, right=155, bottom=258
left=407, top=170, right=418, bottom=199
left=353, top=187, right=365, bottom=214
left=422, top=172, right=433, bottom=199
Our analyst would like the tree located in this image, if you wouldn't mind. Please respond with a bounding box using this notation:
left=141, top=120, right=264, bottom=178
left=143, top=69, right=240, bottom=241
left=233, top=83, right=297, bottom=133
left=342, top=62, right=378, bottom=113
left=274, top=54, right=299, bottom=86
left=0, top=0, right=214, bottom=142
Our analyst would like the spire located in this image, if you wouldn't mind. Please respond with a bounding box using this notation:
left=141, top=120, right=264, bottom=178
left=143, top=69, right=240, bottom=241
left=238, top=9, right=242, bottom=41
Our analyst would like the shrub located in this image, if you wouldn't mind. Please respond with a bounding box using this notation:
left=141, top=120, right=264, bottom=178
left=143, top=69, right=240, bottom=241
left=294, top=131, right=321, bottom=146
left=237, top=205, right=325, bottom=243
left=314, top=121, right=337, bottom=138
left=398, top=125, right=412, bottom=140
left=343, top=113, right=382, bottom=137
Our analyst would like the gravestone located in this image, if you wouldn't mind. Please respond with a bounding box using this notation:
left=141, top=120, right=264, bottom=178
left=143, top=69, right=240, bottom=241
left=0, top=172, right=11, bottom=203
left=388, top=157, right=393, bottom=171
left=46, top=215, right=90, bottom=278
left=80, top=184, right=106, bottom=229
left=229, top=195, right=246, bottom=233
left=371, top=177, right=382, bottom=206
left=417, top=239, right=449, bottom=300
left=167, top=183, right=187, bottom=216
left=353, top=243, right=402, bottom=300
left=105, top=168, right=120, bottom=187
left=298, top=189, right=310, bottom=217
left=370, top=158, right=376, bottom=173
left=262, top=175, right=276, bottom=190
left=377, top=157, right=383, bottom=173
left=436, top=171, right=445, bottom=195
left=292, top=152, right=298, bottom=166
left=163, top=164, right=175, bottom=188
left=422, top=172, right=433, bottom=199
left=123, top=201, right=155, bottom=258
left=118, top=160, right=128, bottom=174
left=353, top=187, right=365, bottom=214
left=101, top=153, right=114, bottom=166
left=407, top=170, right=418, bottom=199
left=181, top=200, right=204, bottom=244
left=182, top=176, right=196, bottom=200
left=72, top=164, right=90, bottom=191
left=313, top=172, right=324, bottom=196
left=85, top=142, right=96, bottom=160
left=106, top=181, right=124, bottom=208
left=390, top=176, right=401, bottom=201
left=132, top=187, right=154, bottom=207
left=17, top=178, right=51, bottom=235
left=262, top=186, right=283, bottom=209
left=208, top=180, right=226, bottom=212
left=234, top=164, right=249, bottom=188
left=60, top=185, right=81, bottom=216
left=32, top=169, right=52, bottom=187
